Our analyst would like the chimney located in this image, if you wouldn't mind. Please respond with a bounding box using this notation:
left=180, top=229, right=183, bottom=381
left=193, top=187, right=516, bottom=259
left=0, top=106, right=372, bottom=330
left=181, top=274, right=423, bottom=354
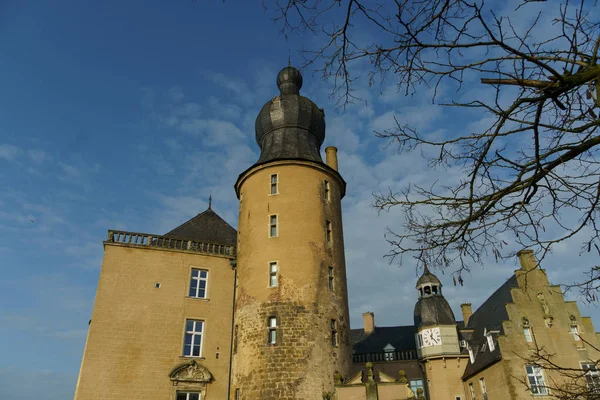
left=362, top=312, right=375, bottom=334
left=460, top=303, right=473, bottom=326
left=325, top=146, right=339, bottom=171
left=517, top=249, right=537, bottom=270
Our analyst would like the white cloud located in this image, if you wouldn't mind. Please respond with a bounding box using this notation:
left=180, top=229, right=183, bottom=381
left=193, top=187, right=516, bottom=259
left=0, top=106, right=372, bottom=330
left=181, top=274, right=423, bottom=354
left=0, top=144, right=19, bottom=161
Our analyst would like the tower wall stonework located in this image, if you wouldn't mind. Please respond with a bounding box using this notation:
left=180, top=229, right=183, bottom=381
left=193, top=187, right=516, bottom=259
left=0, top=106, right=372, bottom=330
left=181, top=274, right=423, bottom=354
left=232, top=161, right=351, bottom=399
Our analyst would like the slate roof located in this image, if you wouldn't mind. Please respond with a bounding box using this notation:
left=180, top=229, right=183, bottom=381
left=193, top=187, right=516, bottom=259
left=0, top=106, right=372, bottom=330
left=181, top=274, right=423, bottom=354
left=350, top=325, right=417, bottom=354
left=164, top=207, right=237, bottom=246
left=414, top=295, right=457, bottom=327
left=462, top=274, right=520, bottom=379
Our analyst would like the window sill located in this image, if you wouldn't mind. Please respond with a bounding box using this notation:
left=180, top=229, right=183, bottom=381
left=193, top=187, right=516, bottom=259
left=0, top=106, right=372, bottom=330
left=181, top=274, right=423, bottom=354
left=180, top=356, right=206, bottom=360
left=186, top=297, right=210, bottom=301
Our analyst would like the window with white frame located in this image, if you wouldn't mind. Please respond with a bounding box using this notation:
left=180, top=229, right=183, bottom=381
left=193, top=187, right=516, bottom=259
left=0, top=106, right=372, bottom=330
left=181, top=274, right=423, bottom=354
left=582, top=363, right=600, bottom=391
left=270, top=174, right=278, bottom=195
left=269, top=262, right=278, bottom=287
left=324, top=180, right=330, bottom=201
left=479, top=377, right=487, bottom=395
left=486, top=334, right=495, bottom=351
left=526, top=365, right=549, bottom=395
left=189, top=269, right=208, bottom=298
left=570, top=325, right=580, bottom=341
left=268, top=316, right=277, bottom=344
left=469, top=383, right=476, bottom=399
left=468, top=347, right=475, bottom=364
left=177, top=392, right=201, bottom=400
left=269, top=215, right=278, bottom=237
left=183, top=319, right=203, bottom=357
left=328, top=266, right=334, bottom=291
left=523, top=327, right=533, bottom=342
left=326, top=220, right=332, bottom=243
left=384, top=350, right=395, bottom=361
left=410, top=379, right=424, bottom=397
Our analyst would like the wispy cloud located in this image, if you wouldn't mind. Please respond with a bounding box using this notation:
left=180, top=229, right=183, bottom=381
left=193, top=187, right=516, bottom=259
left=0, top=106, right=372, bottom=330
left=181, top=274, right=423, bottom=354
left=0, top=144, right=20, bottom=161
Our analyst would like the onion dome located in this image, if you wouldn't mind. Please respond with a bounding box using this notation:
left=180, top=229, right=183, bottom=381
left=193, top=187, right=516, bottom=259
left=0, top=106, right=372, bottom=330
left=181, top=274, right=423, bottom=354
left=254, top=66, right=325, bottom=164
left=414, top=265, right=456, bottom=327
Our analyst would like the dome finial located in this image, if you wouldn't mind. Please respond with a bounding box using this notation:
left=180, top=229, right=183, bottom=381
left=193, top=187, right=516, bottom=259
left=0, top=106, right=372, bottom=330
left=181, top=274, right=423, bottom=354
left=277, top=66, right=303, bottom=95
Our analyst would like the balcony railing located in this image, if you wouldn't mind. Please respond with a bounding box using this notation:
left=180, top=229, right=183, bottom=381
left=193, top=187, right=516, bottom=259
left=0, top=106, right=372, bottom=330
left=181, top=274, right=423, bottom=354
left=352, top=350, right=418, bottom=363
left=105, top=230, right=235, bottom=257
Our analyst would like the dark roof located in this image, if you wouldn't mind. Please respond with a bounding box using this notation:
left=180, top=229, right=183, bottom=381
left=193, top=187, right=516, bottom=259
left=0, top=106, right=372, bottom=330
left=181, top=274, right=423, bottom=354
left=462, top=274, right=519, bottom=379
left=413, top=295, right=456, bottom=327
left=164, top=207, right=237, bottom=246
left=351, top=325, right=417, bottom=354
left=254, top=66, right=325, bottom=165
left=416, top=264, right=442, bottom=287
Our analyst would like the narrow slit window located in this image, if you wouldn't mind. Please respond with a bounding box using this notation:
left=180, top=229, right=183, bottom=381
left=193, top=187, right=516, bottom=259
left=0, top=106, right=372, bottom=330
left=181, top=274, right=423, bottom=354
left=328, top=267, right=334, bottom=291
left=269, top=215, right=278, bottom=237
left=479, top=377, right=487, bottom=395
left=326, top=220, right=332, bottom=243
left=469, top=383, right=476, bottom=400
left=233, top=325, right=238, bottom=354
left=523, top=327, right=533, bottom=342
left=331, top=319, right=338, bottom=346
left=324, top=180, right=330, bottom=201
left=269, top=262, right=278, bottom=287
left=270, top=174, right=278, bottom=194
left=570, top=325, right=580, bottom=341
left=268, top=317, right=277, bottom=344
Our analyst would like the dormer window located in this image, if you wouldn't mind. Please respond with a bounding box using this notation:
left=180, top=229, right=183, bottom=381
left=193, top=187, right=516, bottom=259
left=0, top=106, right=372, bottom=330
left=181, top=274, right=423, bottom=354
left=468, top=347, right=475, bottom=363
left=486, top=334, right=495, bottom=351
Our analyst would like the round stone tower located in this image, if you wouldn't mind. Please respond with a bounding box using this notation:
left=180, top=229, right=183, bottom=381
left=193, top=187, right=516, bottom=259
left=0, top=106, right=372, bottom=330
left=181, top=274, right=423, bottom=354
left=231, top=66, right=351, bottom=399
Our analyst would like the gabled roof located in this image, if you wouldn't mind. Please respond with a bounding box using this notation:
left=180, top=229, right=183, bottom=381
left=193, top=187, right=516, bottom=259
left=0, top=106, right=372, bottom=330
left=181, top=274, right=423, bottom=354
left=351, top=325, right=417, bottom=354
left=462, top=274, right=519, bottom=379
left=164, top=207, right=237, bottom=246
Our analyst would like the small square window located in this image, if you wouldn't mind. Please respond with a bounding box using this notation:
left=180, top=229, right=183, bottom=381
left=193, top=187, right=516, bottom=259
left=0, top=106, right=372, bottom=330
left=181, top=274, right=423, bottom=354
left=270, top=174, right=278, bottom=195
left=269, top=262, right=278, bottom=287
left=189, top=269, right=208, bottom=298
left=269, top=215, right=278, bottom=237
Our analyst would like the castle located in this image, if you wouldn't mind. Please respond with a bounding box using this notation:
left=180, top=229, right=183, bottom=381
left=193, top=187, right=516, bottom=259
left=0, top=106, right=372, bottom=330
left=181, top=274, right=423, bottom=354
left=73, top=67, right=600, bottom=399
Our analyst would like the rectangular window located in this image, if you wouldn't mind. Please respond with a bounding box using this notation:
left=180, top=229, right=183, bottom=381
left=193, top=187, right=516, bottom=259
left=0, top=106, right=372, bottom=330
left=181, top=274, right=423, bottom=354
left=233, top=325, right=238, bottom=355
left=384, top=351, right=395, bottom=361
left=523, top=327, right=533, bottom=342
left=479, top=377, right=487, bottom=394
left=177, top=392, right=200, bottom=400
left=326, top=220, right=332, bottom=243
left=324, top=180, right=330, bottom=201
left=328, top=266, right=334, bottom=291
left=571, top=325, right=580, bottom=341
left=469, top=383, right=476, bottom=400
left=468, top=348, right=475, bottom=363
left=235, top=389, right=240, bottom=400
left=268, top=316, right=277, bottom=344
left=582, top=363, right=600, bottom=391
left=269, top=262, right=278, bottom=287
left=189, top=269, right=208, bottom=298
left=270, top=174, right=278, bottom=194
left=486, top=334, right=495, bottom=351
left=269, top=215, right=278, bottom=237
left=526, top=365, right=548, bottom=395
left=183, top=320, right=203, bottom=357
left=331, top=319, right=338, bottom=346
left=410, top=380, right=424, bottom=398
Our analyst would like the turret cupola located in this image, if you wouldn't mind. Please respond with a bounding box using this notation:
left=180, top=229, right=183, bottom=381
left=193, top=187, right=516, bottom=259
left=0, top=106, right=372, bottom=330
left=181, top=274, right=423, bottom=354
left=254, top=66, right=325, bottom=164
left=414, top=265, right=456, bottom=327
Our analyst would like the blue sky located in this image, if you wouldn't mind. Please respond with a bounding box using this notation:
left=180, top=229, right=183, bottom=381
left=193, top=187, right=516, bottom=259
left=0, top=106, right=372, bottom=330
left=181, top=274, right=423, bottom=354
left=0, top=1, right=598, bottom=399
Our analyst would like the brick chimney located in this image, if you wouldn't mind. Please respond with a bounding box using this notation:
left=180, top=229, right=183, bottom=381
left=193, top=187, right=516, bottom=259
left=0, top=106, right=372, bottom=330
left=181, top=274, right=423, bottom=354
left=362, top=312, right=375, bottom=334
left=460, top=303, right=473, bottom=326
